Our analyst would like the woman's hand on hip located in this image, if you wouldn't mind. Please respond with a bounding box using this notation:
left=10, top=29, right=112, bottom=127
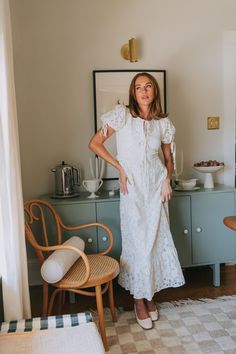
left=118, top=167, right=130, bottom=194
left=161, top=177, right=172, bottom=202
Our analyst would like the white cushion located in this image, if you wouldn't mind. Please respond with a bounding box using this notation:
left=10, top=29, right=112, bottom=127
left=41, top=236, right=85, bottom=283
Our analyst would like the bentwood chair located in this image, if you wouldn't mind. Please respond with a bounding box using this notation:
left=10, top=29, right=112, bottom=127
left=24, top=199, right=120, bottom=351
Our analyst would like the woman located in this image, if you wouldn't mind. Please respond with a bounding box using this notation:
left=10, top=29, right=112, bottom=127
left=89, top=72, right=185, bottom=329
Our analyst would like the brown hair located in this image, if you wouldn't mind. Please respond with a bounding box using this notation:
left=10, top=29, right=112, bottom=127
left=128, top=72, right=168, bottom=119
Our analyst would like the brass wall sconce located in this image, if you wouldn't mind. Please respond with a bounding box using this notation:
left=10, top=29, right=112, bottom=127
left=121, top=38, right=138, bottom=62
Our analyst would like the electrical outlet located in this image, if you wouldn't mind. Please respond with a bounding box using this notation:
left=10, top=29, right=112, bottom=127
left=207, top=116, right=220, bottom=130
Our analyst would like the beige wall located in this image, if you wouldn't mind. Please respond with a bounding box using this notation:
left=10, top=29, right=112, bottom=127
left=9, top=0, right=236, bottom=199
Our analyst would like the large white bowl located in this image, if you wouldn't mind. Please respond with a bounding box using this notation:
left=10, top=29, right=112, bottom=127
left=192, top=165, right=224, bottom=188
left=193, top=165, right=224, bottom=173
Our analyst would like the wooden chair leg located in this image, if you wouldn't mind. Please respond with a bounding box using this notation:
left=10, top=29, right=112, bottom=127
left=62, top=291, right=66, bottom=305
left=48, top=288, right=61, bottom=316
left=42, top=282, right=49, bottom=316
left=108, top=280, right=117, bottom=322
left=57, top=291, right=64, bottom=315
left=95, top=285, right=108, bottom=352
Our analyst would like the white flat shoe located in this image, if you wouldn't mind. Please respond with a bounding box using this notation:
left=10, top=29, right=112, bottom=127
left=148, top=309, right=159, bottom=321
left=134, top=306, right=152, bottom=330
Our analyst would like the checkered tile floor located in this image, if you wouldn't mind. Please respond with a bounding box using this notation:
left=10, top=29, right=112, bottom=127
left=95, top=296, right=236, bottom=353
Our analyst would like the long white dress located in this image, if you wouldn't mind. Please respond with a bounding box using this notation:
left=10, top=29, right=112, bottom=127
left=101, top=104, right=185, bottom=300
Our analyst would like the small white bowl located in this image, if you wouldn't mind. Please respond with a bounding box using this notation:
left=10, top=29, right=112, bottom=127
left=177, top=179, right=197, bottom=190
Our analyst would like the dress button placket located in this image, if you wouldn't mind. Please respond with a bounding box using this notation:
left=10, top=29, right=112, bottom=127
left=143, top=121, right=149, bottom=199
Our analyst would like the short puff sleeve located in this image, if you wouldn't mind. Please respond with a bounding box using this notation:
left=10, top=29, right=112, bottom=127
left=160, top=117, right=176, bottom=144
left=160, top=117, right=176, bottom=170
left=100, top=104, right=127, bottom=137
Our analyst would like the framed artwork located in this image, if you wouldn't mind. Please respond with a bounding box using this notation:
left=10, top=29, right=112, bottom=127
left=93, top=69, right=166, bottom=179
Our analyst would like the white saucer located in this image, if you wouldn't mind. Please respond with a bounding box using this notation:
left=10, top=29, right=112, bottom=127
left=174, top=186, right=200, bottom=192
left=50, top=193, right=79, bottom=199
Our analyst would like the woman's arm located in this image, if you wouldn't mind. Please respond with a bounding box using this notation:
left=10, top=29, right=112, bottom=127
left=88, top=127, right=129, bottom=194
left=161, top=143, right=174, bottom=202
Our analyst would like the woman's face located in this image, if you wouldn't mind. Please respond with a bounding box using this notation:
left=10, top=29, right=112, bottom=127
left=134, top=75, right=155, bottom=108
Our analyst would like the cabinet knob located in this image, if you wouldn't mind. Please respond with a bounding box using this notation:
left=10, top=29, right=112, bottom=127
left=102, top=236, right=107, bottom=242
left=196, top=227, right=202, bottom=233
left=87, top=237, right=93, bottom=243
left=183, top=229, right=189, bottom=235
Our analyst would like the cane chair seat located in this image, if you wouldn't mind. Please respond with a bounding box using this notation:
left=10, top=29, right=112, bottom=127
left=56, top=254, right=119, bottom=289
left=24, top=199, right=120, bottom=352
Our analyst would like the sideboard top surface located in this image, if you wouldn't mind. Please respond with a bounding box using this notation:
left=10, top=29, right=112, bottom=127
left=39, top=184, right=236, bottom=205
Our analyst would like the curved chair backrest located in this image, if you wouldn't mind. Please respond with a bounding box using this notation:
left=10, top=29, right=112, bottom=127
left=24, top=200, right=63, bottom=265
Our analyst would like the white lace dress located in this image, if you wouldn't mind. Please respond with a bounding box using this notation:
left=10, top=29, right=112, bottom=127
left=101, top=104, right=185, bottom=300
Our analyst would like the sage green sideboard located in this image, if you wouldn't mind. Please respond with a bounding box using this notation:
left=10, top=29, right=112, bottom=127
left=27, top=185, right=236, bottom=286
left=169, top=185, right=236, bottom=286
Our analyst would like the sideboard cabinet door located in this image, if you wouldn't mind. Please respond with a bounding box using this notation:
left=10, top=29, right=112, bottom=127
left=96, top=201, right=121, bottom=260
left=54, top=203, right=97, bottom=254
left=169, top=195, right=192, bottom=266
left=192, top=192, right=236, bottom=264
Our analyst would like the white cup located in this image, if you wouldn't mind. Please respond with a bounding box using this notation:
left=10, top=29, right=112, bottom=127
left=82, top=179, right=103, bottom=198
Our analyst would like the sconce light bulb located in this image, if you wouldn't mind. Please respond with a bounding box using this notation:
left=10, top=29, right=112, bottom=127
left=129, top=38, right=138, bottom=62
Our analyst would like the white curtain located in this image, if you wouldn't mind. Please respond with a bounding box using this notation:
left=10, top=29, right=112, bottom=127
left=0, top=0, right=31, bottom=321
